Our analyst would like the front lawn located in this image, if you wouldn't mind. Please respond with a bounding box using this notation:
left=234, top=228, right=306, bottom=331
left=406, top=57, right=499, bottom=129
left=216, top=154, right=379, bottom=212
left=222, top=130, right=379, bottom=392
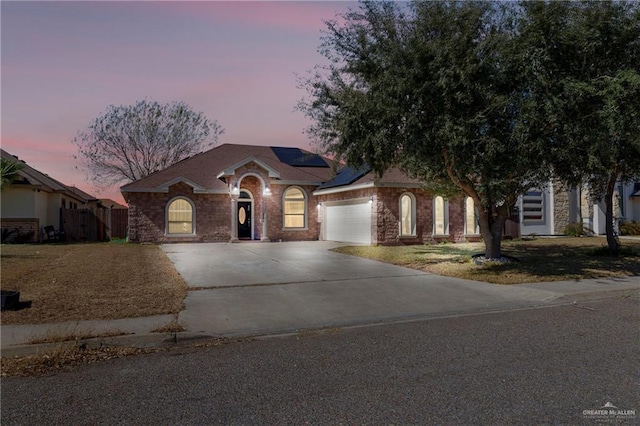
left=334, top=237, right=640, bottom=284
left=0, top=243, right=187, bottom=325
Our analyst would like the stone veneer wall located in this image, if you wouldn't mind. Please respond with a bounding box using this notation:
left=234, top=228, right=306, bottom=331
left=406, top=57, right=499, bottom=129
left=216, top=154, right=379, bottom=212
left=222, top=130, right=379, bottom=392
left=553, top=180, right=571, bottom=235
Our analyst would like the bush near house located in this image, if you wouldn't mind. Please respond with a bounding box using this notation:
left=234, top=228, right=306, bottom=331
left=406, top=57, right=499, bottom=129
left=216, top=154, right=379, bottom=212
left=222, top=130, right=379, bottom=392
left=620, top=221, right=640, bottom=236
left=563, top=222, right=588, bottom=237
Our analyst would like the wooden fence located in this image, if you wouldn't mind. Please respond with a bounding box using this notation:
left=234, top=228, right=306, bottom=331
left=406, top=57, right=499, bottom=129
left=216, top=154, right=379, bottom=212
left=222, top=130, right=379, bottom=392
left=60, top=207, right=128, bottom=242
left=110, top=209, right=129, bottom=239
left=61, top=208, right=109, bottom=242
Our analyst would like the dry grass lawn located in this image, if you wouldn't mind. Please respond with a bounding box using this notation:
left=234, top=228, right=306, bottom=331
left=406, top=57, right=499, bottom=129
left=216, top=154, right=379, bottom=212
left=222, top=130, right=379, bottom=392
left=0, top=243, right=187, bottom=325
left=334, top=237, right=640, bottom=284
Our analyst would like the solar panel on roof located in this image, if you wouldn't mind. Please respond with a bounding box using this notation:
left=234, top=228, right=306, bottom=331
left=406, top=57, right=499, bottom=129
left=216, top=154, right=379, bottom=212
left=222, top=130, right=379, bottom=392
left=317, top=165, right=371, bottom=190
left=271, top=147, right=329, bottom=168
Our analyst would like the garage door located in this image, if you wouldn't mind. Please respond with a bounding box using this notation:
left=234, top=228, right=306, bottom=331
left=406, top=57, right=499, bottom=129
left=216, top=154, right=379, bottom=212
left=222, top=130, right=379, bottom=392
left=325, top=201, right=372, bottom=244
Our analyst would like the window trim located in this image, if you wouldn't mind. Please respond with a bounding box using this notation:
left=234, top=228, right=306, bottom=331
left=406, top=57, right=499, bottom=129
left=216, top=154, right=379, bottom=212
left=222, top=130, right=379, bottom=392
left=464, top=196, right=480, bottom=235
left=399, top=192, right=417, bottom=237
left=282, top=186, right=307, bottom=230
left=433, top=195, right=449, bottom=236
left=165, top=196, right=196, bottom=236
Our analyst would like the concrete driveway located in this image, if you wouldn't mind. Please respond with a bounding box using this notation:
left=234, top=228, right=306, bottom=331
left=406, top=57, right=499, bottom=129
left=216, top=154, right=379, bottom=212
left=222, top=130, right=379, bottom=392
left=162, top=241, right=639, bottom=338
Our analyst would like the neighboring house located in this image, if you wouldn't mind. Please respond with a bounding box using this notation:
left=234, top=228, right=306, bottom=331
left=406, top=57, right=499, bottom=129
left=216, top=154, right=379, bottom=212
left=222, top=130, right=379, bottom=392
left=99, top=198, right=128, bottom=210
left=0, top=149, right=102, bottom=242
left=518, top=180, right=640, bottom=236
left=121, top=143, right=480, bottom=244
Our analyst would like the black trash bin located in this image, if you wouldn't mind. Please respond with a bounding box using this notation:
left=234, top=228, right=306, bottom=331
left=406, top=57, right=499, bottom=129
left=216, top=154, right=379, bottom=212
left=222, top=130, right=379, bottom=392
left=1, top=290, right=20, bottom=311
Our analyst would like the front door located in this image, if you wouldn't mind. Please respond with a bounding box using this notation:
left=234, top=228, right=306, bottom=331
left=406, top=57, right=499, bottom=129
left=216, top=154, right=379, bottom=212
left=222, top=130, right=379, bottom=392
left=237, top=201, right=251, bottom=239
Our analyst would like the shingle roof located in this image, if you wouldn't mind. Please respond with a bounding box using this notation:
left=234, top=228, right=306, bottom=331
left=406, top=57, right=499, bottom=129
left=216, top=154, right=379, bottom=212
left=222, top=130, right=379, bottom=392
left=120, top=144, right=337, bottom=192
left=119, top=143, right=424, bottom=194
left=1, top=149, right=95, bottom=202
left=99, top=198, right=128, bottom=209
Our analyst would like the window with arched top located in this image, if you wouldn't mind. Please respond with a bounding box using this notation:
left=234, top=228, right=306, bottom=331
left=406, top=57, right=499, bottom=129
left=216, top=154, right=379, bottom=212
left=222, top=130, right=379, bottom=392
left=433, top=196, right=449, bottom=235
left=283, top=187, right=306, bottom=229
left=465, top=197, right=480, bottom=235
left=166, top=198, right=195, bottom=234
left=399, top=193, right=416, bottom=236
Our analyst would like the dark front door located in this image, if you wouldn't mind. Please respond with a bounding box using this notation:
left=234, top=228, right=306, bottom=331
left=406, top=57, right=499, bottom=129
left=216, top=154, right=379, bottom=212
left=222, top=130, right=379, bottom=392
left=237, top=201, right=251, bottom=239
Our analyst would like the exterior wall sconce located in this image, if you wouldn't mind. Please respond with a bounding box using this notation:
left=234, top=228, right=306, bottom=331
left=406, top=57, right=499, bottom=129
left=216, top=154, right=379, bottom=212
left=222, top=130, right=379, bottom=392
left=230, top=185, right=240, bottom=196
left=317, top=203, right=321, bottom=209
left=369, top=197, right=374, bottom=204
left=263, top=187, right=272, bottom=197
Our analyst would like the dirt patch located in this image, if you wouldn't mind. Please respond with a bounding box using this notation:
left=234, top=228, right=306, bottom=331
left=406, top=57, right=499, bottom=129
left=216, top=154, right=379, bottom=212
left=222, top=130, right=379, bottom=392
left=0, top=243, right=187, bottom=325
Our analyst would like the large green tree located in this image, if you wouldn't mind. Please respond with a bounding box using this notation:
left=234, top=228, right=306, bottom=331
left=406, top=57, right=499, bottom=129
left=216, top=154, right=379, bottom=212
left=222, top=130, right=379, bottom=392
left=300, top=1, right=551, bottom=258
left=522, top=1, right=640, bottom=252
left=74, top=99, right=224, bottom=187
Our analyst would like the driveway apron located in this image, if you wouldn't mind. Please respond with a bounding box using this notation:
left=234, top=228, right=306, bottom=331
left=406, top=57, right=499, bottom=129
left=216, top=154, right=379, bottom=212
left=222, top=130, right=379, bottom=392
left=162, top=242, right=574, bottom=337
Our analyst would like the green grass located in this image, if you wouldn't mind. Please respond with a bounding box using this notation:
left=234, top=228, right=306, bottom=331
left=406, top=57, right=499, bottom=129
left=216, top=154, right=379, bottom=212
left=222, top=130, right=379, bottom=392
left=333, top=237, right=640, bottom=284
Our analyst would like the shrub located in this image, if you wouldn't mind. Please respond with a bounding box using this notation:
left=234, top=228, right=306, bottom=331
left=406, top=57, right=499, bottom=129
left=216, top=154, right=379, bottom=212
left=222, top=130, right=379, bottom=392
left=587, top=245, right=637, bottom=257
left=1, top=228, right=34, bottom=243
left=620, top=221, right=640, bottom=236
left=563, top=222, right=584, bottom=236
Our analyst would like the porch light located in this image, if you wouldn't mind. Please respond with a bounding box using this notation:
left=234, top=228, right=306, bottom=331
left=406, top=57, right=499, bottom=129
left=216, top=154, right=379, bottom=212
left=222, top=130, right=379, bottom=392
left=231, top=185, right=240, bottom=196
left=263, top=187, right=272, bottom=197
left=369, top=197, right=374, bottom=204
left=317, top=203, right=321, bottom=209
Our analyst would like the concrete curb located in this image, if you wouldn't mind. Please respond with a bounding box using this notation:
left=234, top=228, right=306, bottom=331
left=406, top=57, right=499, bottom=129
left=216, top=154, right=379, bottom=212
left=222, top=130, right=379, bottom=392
left=2, top=283, right=638, bottom=358
left=0, top=331, right=218, bottom=358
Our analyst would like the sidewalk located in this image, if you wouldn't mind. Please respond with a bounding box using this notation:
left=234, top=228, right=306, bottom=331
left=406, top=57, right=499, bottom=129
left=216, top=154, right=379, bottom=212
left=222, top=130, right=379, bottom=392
left=2, top=275, right=638, bottom=358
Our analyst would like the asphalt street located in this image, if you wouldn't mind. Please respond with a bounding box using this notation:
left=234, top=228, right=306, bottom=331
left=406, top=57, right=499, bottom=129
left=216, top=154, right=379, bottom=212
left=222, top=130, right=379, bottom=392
left=2, top=295, right=638, bottom=425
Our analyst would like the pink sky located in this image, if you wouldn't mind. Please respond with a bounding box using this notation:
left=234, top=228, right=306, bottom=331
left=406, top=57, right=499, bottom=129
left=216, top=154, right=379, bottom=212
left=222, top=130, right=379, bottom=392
left=1, top=1, right=354, bottom=204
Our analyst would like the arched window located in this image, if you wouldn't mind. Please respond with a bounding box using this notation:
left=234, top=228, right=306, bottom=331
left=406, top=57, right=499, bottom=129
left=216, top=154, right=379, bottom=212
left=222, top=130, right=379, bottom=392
left=433, top=196, right=449, bottom=235
left=399, top=193, right=416, bottom=236
left=465, top=197, right=479, bottom=235
left=167, top=198, right=195, bottom=234
left=283, top=187, right=306, bottom=229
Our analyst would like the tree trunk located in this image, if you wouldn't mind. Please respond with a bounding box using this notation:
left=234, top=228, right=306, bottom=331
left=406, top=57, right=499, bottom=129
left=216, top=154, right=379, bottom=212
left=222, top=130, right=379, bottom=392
left=478, top=207, right=509, bottom=259
left=604, top=171, right=619, bottom=252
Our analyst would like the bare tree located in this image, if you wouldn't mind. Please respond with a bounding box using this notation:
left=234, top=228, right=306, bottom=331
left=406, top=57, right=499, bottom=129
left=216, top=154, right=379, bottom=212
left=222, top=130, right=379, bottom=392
left=74, top=99, right=223, bottom=186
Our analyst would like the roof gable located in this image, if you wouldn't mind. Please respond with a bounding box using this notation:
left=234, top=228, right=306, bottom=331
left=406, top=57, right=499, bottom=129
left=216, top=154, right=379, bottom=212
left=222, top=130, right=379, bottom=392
left=216, top=156, right=281, bottom=179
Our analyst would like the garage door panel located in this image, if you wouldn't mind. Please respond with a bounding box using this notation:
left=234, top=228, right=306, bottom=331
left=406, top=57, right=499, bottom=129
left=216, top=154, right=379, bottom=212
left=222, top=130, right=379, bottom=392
left=325, top=202, right=371, bottom=244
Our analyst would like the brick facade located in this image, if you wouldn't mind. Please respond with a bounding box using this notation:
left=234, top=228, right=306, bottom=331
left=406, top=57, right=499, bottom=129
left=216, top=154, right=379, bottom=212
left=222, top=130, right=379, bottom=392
left=127, top=182, right=230, bottom=243
left=126, top=165, right=466, bottom=245
left=316, top=187, right=466, bottom=245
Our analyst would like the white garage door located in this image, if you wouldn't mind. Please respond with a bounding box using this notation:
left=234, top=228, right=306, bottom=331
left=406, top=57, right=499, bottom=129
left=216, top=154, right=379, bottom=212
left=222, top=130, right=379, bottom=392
left=325, top=201, right=372, bottom=244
